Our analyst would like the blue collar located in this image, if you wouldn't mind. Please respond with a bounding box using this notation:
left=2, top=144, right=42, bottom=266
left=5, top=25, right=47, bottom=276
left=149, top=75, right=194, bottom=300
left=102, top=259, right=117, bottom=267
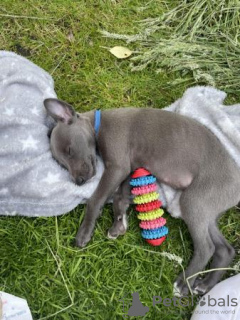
left=94, top=110, right=101, bottom=136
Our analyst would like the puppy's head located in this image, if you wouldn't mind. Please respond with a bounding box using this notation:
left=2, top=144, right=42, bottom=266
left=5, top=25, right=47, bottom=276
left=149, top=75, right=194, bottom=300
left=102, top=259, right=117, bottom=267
left=44, top=98, right=96, bottom=186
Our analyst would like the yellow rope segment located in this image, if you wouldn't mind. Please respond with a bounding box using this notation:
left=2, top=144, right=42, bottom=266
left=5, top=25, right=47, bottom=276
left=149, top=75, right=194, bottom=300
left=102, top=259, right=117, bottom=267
left=133, top=192, right=159, bottom=204
left=137, top=209, right=164, bottom=221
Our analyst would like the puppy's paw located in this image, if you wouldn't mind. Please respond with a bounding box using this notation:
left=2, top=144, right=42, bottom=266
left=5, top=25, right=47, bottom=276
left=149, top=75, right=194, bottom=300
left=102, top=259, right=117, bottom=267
left=193, top=279, right=211, bottom=296
left=174, top=274, right=192, bottom=297
left=107, top=226, right=126, bottom=239
left=107, top=224, right=120, bottom=240
left=193, top=284, right=208, bottom=296
left=173, top=278, right=189, bottom=297
left=107, top=230, right=118, bottom=240
left=174, top=277, right=209, bottom=297
left=107, top=218, right=127, bottom=240
left=75, top=225, right=92, bottom=248
left=75, top=235, right=91, bottom=248
left=173, top=281, right=182, bottom=297
left=174, top=282, right=190, bottom=297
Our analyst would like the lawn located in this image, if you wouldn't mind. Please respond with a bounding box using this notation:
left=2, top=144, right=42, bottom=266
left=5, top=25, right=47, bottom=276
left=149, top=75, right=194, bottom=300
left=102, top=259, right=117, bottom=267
left=0, top=1, right=240, bottom=319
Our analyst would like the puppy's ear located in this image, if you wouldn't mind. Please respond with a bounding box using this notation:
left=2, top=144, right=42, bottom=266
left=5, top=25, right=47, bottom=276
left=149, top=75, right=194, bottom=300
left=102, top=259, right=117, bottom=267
left=44, top=98, right=76, bottom=124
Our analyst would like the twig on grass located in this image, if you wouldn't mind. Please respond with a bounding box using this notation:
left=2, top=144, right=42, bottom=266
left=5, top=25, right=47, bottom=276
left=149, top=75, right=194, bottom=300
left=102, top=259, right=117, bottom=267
left=38, top=240, right=74, bottom=320
left=50, top=54, right=67, bottom=75
left=0, top=13, right=54, bottom=20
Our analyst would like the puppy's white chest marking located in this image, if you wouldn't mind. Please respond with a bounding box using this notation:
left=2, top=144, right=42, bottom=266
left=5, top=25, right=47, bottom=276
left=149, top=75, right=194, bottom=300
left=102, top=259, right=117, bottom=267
left=160, top=187, right=183, bottom=218
left=168, top=196, right=182, bottom=218
left=122, top=213, right=128, bottom=230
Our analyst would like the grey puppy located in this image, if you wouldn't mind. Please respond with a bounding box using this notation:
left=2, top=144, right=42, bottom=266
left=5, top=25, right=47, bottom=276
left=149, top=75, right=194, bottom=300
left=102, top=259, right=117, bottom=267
left=44, top=98, right=240, bottom=296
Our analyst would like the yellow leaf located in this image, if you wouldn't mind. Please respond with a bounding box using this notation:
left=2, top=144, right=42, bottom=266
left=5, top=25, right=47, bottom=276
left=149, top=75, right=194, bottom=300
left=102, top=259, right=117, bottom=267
left=109, top=46, right=132, bottom=59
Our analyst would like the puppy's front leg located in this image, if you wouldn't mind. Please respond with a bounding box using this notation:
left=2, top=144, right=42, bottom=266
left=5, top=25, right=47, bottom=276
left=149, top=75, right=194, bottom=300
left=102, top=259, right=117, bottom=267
left=108, top=177, right=131, bottom=239
left=76, top=166, right=129, bottom=247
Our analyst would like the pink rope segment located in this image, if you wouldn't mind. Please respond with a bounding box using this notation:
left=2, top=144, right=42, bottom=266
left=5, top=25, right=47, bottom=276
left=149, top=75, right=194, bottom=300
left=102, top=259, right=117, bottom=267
left=131, top=183, right=157, bottom=195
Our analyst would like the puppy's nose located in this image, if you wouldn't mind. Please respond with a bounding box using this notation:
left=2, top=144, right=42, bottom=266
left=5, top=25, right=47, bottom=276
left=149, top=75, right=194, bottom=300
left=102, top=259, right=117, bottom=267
left=76, top=176, right=85, bottom=186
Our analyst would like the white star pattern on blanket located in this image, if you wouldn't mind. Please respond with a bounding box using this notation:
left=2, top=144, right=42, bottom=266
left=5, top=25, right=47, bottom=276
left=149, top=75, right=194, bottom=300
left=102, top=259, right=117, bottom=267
left=31, top=106, right=40, bottom=116
left=42, top=172, right=60, bottom=184
left=19, top=135, right=39, bottom=150
left=3, top=107, right=14, bottom=116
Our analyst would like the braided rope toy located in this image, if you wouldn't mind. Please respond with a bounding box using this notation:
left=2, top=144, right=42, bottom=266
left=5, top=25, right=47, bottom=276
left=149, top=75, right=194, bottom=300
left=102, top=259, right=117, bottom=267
left=130, top=168, right=168, bottom=246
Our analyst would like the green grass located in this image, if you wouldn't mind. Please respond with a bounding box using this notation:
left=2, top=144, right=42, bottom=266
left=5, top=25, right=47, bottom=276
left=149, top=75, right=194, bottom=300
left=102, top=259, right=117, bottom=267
left=102, top=0, right=240, bottom=96
left=0, top=1, right=239, bottom=319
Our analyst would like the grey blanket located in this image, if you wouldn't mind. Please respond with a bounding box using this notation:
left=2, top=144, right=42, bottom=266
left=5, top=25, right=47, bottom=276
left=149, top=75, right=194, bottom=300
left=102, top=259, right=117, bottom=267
left=0, top=51, right=104, bottom=217
left=160, top=86, right=240, bottom=215
left=1, top=51, right=240, bottom=217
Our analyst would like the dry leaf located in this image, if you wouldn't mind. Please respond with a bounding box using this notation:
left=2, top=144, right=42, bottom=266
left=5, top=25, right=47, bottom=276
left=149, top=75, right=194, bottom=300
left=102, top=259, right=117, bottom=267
left=67, top=31, right=75, bottom=43
left=109, top=46, right=132, bottom=59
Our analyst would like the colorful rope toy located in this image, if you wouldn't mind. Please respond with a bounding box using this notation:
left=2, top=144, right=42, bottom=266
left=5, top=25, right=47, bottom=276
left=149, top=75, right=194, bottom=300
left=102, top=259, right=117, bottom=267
left=130, top=168, right=168, bottom=246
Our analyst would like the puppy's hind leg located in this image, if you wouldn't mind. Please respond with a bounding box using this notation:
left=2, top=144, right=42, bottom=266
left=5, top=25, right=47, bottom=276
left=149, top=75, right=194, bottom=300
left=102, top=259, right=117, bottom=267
left=174, top=218, right=215, bottom=296
left=108, top=178, right=131, bottom=240
left=174, top=184, right=216, bottom=296
left=193, top=222, right=235, bottom=295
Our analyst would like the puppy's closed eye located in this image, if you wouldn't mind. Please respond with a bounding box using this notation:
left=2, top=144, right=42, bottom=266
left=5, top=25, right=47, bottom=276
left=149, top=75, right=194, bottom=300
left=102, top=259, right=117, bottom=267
left=67, top=146, right=74, bottom=158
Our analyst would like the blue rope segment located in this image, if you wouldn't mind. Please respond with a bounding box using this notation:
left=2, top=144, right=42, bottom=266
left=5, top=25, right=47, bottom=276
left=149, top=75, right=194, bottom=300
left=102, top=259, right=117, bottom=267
left=141, top=226, right=169, bottom=239
left=130, top=175, right=156, bottom=187
left=94, top=110, right=101, bottom=136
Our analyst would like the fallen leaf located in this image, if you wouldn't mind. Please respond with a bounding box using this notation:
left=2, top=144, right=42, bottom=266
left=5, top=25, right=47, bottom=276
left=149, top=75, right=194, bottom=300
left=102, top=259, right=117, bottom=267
left=67, top=31, right=75, bottom=43
left=109, top=46, right=132, bottom=59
